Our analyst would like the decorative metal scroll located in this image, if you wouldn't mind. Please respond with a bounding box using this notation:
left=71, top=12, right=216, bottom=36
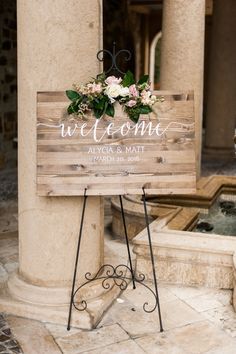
left=97, top=42, right=131, bottom=75
left=71, top=264, right=159, bottom=313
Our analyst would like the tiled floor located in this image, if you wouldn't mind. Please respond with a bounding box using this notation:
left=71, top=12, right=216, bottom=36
left=1, top=213, right=236, bottom=353
left=0, top=314, right=22, bottom=353
left=0, top=155, right=235, bottom=353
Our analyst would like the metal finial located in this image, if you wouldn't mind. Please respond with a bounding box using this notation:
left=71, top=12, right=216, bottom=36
left=96, top=41, right=131, bottom=76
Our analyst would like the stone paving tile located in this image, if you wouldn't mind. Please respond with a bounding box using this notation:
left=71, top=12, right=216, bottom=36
left=202, top=305, right=236, bottom=338
left=0, top=265, right=8, bottom=286
left=7, top=316, right=61, bottom=354
left=82, top=339, right=145, bottom=354
left=2, top=262, right=18, bottom=275
left=205, top=343, right=236, bottom=354
left=0, top=168, right=17, bottom=202
left=135, top=320, right=236, bottom=354
left=55, top=324, right=130, bottom=354
left=100, top=295, right=204, bottom=337
left=0, top=200, right=18, bottom=234
left=123, top=283, right=178, bottom=307
left=45, top=323, right=82, bottom=339
left=213, top=289, right=233, bottom=306
left=0, top=234, right=18, bottom=266
left=169, top=285, right=213, bottom=300
left=135, top=332, right=188, bottom=354
left=0, top=314, right=22, bottom=354
left=182, top=293, right=225, bottom=313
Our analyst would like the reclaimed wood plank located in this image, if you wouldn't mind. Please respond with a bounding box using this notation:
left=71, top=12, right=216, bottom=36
left=37, top=91, right=196, bottom=196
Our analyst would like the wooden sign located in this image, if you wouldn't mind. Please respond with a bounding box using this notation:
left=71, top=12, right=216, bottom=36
left=37, top=91, right=196, bottom=196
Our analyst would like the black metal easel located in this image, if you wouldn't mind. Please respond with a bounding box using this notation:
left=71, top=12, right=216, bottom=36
left=67, top=188, right=163, bottom=332
left=67, top=44, right=163, bottom=332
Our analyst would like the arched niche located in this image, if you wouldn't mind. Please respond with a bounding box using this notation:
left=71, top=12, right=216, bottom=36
left=149, top=31, right=162, bottom=90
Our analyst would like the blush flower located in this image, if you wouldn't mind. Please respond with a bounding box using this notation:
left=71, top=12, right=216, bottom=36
left=105, top=76, right=122, bottom=85
left=141, top=90, right=152, bottom=105
left=126, top=100, right=137, bottom=107
left=129, top=84, right=139, bottom=97
left=87, top=83, right=103, bottom=94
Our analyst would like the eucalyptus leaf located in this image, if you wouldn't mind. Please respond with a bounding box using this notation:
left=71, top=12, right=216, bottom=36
left=67, top=102, right=79, bottom=114
left=122, top=70, right=135, bottom=87
left=106, top=104, right=115, bottom=117
left=94, top=108, right=103, bottom=119
left=96, top=72, right=106, bottom=82
left=66, top=90, right=80, bottom=101
left=139, top=105, right=152, bottom=114
left=138, top=75, right=149, bottom=85
left=129, top=112, right=140, bottom=123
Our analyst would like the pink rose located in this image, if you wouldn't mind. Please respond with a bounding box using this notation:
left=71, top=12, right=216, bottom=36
left=126, top=100, right=137, bottom=107
left=129, top=84, right=139, bottom=97
left=105, top=76, right=122, bottom=85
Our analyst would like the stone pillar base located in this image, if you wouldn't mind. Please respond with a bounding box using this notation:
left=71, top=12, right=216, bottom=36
left=0, top=272, right=121, bottom=330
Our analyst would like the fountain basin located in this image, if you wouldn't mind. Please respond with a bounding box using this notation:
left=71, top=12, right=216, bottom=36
left=111, top=175, right=236, bottom=310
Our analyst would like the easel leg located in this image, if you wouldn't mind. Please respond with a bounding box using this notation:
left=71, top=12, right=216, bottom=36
left=67, top=189, right=88, bottom=331
left=119, top=195, right=136, bottom=289
left=142, top=188, right=164, bottom=332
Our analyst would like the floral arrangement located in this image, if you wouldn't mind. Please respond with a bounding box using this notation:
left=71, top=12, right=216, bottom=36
left=66, top=71, right=158, bottom=123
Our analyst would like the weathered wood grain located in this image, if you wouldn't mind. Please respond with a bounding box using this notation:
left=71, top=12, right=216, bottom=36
left=37, top=91, right=196, bottom=196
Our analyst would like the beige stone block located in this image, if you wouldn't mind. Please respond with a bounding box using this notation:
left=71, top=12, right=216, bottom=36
left=134, top=228, right=236, bottom=289
left=55, top=324, right=129, bottom=354
left=135, top=256, right=234, bottom=289
left=82, top=339, right=146, bottom=354
left=7, top=316, right=61, bottom=354
left=136, top=321, right=236, bottom=354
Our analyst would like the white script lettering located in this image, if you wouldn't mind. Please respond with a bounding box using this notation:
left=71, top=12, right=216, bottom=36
left=37, top=121, right=194, bottom=143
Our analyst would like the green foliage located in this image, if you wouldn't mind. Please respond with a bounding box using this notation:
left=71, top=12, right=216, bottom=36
left=96, top=72, right=106, bottom=82
left=105, top=104, right=115, bottom=117
left=65, top=71, right=158, bottom=123
left=137, top=75, right=149, bottom=85
left=139, top=105, right=152, bottom=114
left=66, top=90, right=80, bottom=101
left=122, top=70, right=135, bottom=87
left=125, top=104, right=152, bottom=123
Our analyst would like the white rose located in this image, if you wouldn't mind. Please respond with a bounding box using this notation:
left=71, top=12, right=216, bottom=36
left=105, top=76, right=122, bottom=85
left=105, top=84, right=122, bottom=102
left=119, top=86, right=130, bottom=97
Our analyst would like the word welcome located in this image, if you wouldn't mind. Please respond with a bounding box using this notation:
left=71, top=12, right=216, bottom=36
left=37, top=120, right=194, bottom=143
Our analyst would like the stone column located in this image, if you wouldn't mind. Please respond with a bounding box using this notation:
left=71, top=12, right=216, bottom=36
left=160, top=0, right=205, bottom=176
left=4, top=0, right=106, bottom=328
left=205, top=0, right=236, bottom=158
